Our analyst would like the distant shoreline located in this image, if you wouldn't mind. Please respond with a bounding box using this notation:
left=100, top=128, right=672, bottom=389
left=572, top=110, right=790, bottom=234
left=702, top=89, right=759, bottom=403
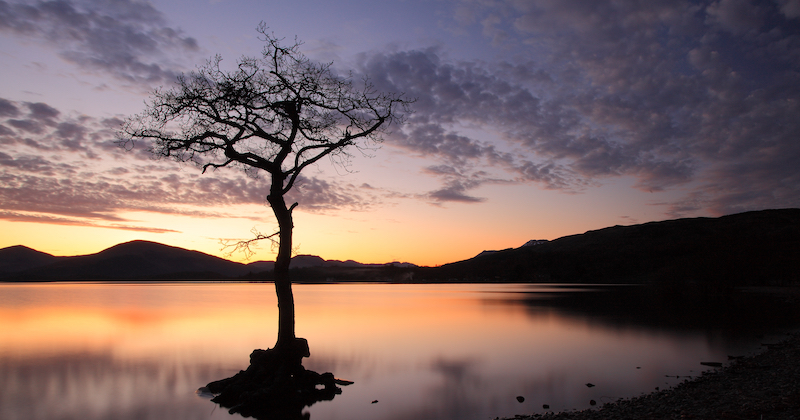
left=0, top=279, right=632, bottom=284
left=3, top=209, right=799, bottom=284
left=502, top=332, right=800, bottom=420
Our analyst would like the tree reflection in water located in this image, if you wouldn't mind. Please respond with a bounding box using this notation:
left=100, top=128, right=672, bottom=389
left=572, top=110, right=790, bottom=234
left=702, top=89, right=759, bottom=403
left=199, top=338, right=351, bottom=420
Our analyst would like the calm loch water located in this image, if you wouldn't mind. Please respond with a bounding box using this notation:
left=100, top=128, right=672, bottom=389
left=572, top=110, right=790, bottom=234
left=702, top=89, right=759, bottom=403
left=1, top=283, right=796, bottom=420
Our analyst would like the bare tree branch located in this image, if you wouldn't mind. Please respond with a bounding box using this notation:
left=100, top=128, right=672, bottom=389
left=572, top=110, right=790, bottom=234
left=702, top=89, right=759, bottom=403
left=220, top=228, right=280, bottom=260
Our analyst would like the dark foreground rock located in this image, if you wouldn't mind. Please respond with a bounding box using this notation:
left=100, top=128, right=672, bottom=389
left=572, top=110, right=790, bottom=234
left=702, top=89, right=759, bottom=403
left=503, top=333, right=800, bottom=420
left=202, top=338, right=348, bottom=420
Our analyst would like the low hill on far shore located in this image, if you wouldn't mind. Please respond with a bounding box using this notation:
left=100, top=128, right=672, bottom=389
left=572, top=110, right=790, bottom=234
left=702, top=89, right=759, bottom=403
left=0, top=240, right=416, bottom=281
left=414, top=208, right=800, bottom=287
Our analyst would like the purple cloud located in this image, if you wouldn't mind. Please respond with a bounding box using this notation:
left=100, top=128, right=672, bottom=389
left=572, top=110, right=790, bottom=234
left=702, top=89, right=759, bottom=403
left=0, top=98, right=385, bottom=230
left=0, top=210, right=181, bottom=233
left=0, top=98, right=21, bottom=117
left=352, top=0, right=800, bottom=212
left=3, top=0, right=798, bottom=220
left=0, top=0, right=198, bottom=85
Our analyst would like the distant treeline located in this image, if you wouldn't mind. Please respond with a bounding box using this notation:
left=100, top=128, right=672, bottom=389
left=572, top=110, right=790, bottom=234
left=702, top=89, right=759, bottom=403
left=238, top=264, right=415, bottom=283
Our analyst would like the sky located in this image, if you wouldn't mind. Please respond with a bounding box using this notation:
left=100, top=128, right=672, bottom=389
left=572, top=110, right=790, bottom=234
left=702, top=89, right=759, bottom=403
left=1, top=0, right=799, bottom=266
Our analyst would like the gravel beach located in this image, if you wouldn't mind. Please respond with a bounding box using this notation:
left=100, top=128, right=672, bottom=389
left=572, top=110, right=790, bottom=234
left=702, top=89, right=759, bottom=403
left=502, top=333, right=800, bottom=420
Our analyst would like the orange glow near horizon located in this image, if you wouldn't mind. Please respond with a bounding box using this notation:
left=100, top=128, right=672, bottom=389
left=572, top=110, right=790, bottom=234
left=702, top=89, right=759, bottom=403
left=0, top=177, right=681, bottom=266
left=0, top=209, right=535, bottom=266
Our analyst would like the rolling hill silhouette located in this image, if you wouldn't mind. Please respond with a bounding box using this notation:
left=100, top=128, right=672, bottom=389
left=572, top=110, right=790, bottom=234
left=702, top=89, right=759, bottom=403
left=415, top=208, right=800, bottom=286
left=0, top=240, right=414, bottom=281
left=0, top=245, right=61, bottom=276
left=0, top=240, right=254, bottom=280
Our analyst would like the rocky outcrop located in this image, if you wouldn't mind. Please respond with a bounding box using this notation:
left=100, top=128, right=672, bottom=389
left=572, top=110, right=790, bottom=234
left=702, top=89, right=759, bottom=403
left=202, top=338, right=350, bottom=420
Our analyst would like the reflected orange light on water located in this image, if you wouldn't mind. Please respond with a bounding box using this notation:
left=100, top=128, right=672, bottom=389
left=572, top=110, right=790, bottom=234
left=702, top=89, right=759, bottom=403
left=0, top=283, right=650, bottom=364
left=0, top=283, right=281, bottom=363
left=1, top=283, right=589, bottom=367
left=292, top=284, right=609, bottom=372
left=0, top=282, right=748, bottom=420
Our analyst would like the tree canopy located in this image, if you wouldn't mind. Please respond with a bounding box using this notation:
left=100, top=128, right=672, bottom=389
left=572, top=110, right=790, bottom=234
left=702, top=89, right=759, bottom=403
left=122, top=26, right=406, bottom=191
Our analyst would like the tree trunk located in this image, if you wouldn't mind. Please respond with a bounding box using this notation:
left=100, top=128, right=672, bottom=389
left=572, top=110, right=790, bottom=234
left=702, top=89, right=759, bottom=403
left=267, top=190, right=295, bottom=352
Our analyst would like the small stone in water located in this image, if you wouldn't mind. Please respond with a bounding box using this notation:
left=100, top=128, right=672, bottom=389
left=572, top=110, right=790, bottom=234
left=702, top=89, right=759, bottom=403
left=543, top=404, right=550, bottom=409
left=589, top=400, right=597, bottom=406
left=516, top=396, right=525, bottom=403
left=700, top=362, right=723, bottom=367
left=585, top=383, right=595, bottom=387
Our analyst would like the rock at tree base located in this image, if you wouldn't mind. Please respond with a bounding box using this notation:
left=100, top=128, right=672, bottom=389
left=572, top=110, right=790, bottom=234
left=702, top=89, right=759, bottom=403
left=204, top=338, right=347, bottom=419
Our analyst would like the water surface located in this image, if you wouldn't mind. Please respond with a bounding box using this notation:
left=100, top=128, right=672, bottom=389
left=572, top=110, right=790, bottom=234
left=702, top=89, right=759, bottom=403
left=0, top=283, right=795, bottom=420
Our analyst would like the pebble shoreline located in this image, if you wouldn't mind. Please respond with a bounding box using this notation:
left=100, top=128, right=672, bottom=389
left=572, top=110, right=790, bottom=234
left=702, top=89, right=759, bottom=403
left=501, top=333, right=800, bottom=420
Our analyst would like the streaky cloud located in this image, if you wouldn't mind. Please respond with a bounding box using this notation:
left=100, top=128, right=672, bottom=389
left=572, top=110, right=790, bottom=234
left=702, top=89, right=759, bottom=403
left=353, top=0, right=800, bottom=213
left=0, top=210, right=181, bottom=233
left=0, top=97, right=390, bottom=227
left=0, top=0, right=199, bottom=85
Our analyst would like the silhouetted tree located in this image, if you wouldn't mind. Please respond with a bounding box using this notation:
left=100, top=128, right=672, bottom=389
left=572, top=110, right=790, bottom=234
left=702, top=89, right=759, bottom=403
left=119, top=24, right=409, bottom=353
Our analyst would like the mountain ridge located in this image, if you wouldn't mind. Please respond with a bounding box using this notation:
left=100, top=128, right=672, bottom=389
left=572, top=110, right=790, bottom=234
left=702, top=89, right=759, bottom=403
left=0, top=245, right=61, bottom=274
left=0, top=239, right=417, bottom=281
left=416, top=208, right=800, bottom=286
